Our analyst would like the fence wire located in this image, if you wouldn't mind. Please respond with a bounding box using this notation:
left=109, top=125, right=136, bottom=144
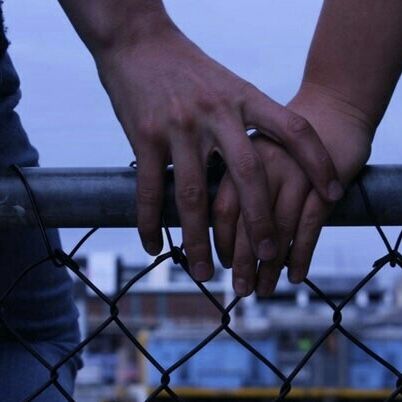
left=0, top=163, right=401, bottom=402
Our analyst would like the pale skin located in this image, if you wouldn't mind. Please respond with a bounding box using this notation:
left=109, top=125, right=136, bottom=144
left=57, top=0, right=344, bottom=283
left=213, top=0, right=402, bottom=296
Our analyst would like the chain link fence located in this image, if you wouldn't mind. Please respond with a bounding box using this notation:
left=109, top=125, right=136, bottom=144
left=0, top=163, right=401, bottom=402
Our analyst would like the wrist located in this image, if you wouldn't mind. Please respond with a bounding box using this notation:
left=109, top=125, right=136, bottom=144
left=290, top=81, right=377, bottom=141
left=64, top=1, right=179, bottom=62
left=288, top=83, right=373, bottom=183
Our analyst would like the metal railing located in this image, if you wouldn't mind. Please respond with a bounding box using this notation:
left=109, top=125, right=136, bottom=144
left=0, top=165, right=401, bottom=227
left=0, top=164, right=401, bottom=401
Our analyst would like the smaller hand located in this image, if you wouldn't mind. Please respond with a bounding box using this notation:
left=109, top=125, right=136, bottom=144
left=213, top=85, right=373, bottom=296
left=213, top=136, right=310, bottom=296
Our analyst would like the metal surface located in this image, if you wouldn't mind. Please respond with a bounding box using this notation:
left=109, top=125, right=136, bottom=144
left=0, top=164, right=400, bottom=228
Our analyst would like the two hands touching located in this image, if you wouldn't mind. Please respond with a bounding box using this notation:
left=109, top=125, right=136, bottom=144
left=58, top=0, right=402, bottom=296
left=214, top=85, right=373, bottom=297
left=96, top=28, right=345, bottom=293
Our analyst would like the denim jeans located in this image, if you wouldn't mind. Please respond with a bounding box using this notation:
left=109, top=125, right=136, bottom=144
left=0, top=53, right=82, bottom=401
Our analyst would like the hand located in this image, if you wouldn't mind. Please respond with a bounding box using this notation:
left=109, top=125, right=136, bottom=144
left=95, top=27, right=342, bottom=282
left=213, top=83, right=373, bottom=296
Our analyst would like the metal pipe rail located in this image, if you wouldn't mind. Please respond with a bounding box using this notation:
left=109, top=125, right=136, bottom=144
left=0, top=165, right=400, bottom=228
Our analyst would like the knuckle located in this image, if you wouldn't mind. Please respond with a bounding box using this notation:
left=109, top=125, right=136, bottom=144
left=243, top=211, right=270, bottom=228
left=196, top=95, right=220, bottom=114
left=170, top=112, right=196, bottom=131
left=239, top=81, right=258, bottom=99
left=236, top=151, right=262, bottom=179
left=302, top=211, right=320, bottom=231
left=260, top=142, right=280, bottom=163
left=136, top=121, right=162, bottom=144
left=196, top=97, right=213, bottom=114
left=236, top=81, right=260, bottom=108
left=184, top=239, right=202, bottom=250
left=167, top=103, right=196, bottom=131
left=137, top=185, right=160, bottom=206
left=183, top=239, right=208, bottom=258
left=207, top=94, right=233, bottom=115
left=177, top=183, right=206, bottom=208
left=289, top=167, right=309, bottom=184
left=276, top=217, right=294, bottom=237
left=233, top=258, right=253, bottom=273
left=317, top=150, right=332, bottom=166
left=286, top=113, right=313, bottom=136
left=213, top=198, right=237, bottom=224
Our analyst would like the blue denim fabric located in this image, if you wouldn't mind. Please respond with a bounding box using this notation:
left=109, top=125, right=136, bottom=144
left=0, top=53, right=82, bottom=401
left=0, top=2, right=9, bottom=57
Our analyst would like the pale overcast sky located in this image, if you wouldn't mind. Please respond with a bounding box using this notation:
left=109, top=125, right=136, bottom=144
left=3, top=1, right=401, bottom=285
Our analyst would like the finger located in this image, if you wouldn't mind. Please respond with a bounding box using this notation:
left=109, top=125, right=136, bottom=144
left=216, top=118, right=277, bottom=262
left=136, top=149, right=167, bottom=255
left=212, top=172, right=239, bottom=268
left=232, top=215, right=258, bottom=297
left=288, top=190, right=333, bottom=283
left=257, top=179, right=309, bottom=297
left=172, top=144, right=214, bottom=282
left=242, top=86, right=344, bottom=203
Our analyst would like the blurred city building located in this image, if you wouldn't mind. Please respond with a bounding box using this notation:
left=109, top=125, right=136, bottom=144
left=72, top=253, right=402, bottom=401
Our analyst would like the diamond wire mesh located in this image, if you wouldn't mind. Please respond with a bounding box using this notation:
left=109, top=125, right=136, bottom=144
left=0, top=163, right=401, bottom=402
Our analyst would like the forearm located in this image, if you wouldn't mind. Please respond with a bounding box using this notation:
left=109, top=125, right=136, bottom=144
left=58, top=0, right=177, bottom=58
left=302, top=0, right=402, bottom=129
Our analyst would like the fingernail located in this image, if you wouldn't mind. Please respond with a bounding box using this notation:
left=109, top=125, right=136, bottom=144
left=145, top=241, right=161, bottom=256
left=289, top=272, right=305, bottom=284
left=234, top=278, right=249, bottom=297
left=192, top=262, right=211, bottom=282
left=221, top=257, right=232, bottom=269
left=257, top=287, right=274, bottom=297
left=257, top=281, right=274, bottom=297
left=327, top=180, right=344, bottom=201
left=258, top=238, right=277, bottom=261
